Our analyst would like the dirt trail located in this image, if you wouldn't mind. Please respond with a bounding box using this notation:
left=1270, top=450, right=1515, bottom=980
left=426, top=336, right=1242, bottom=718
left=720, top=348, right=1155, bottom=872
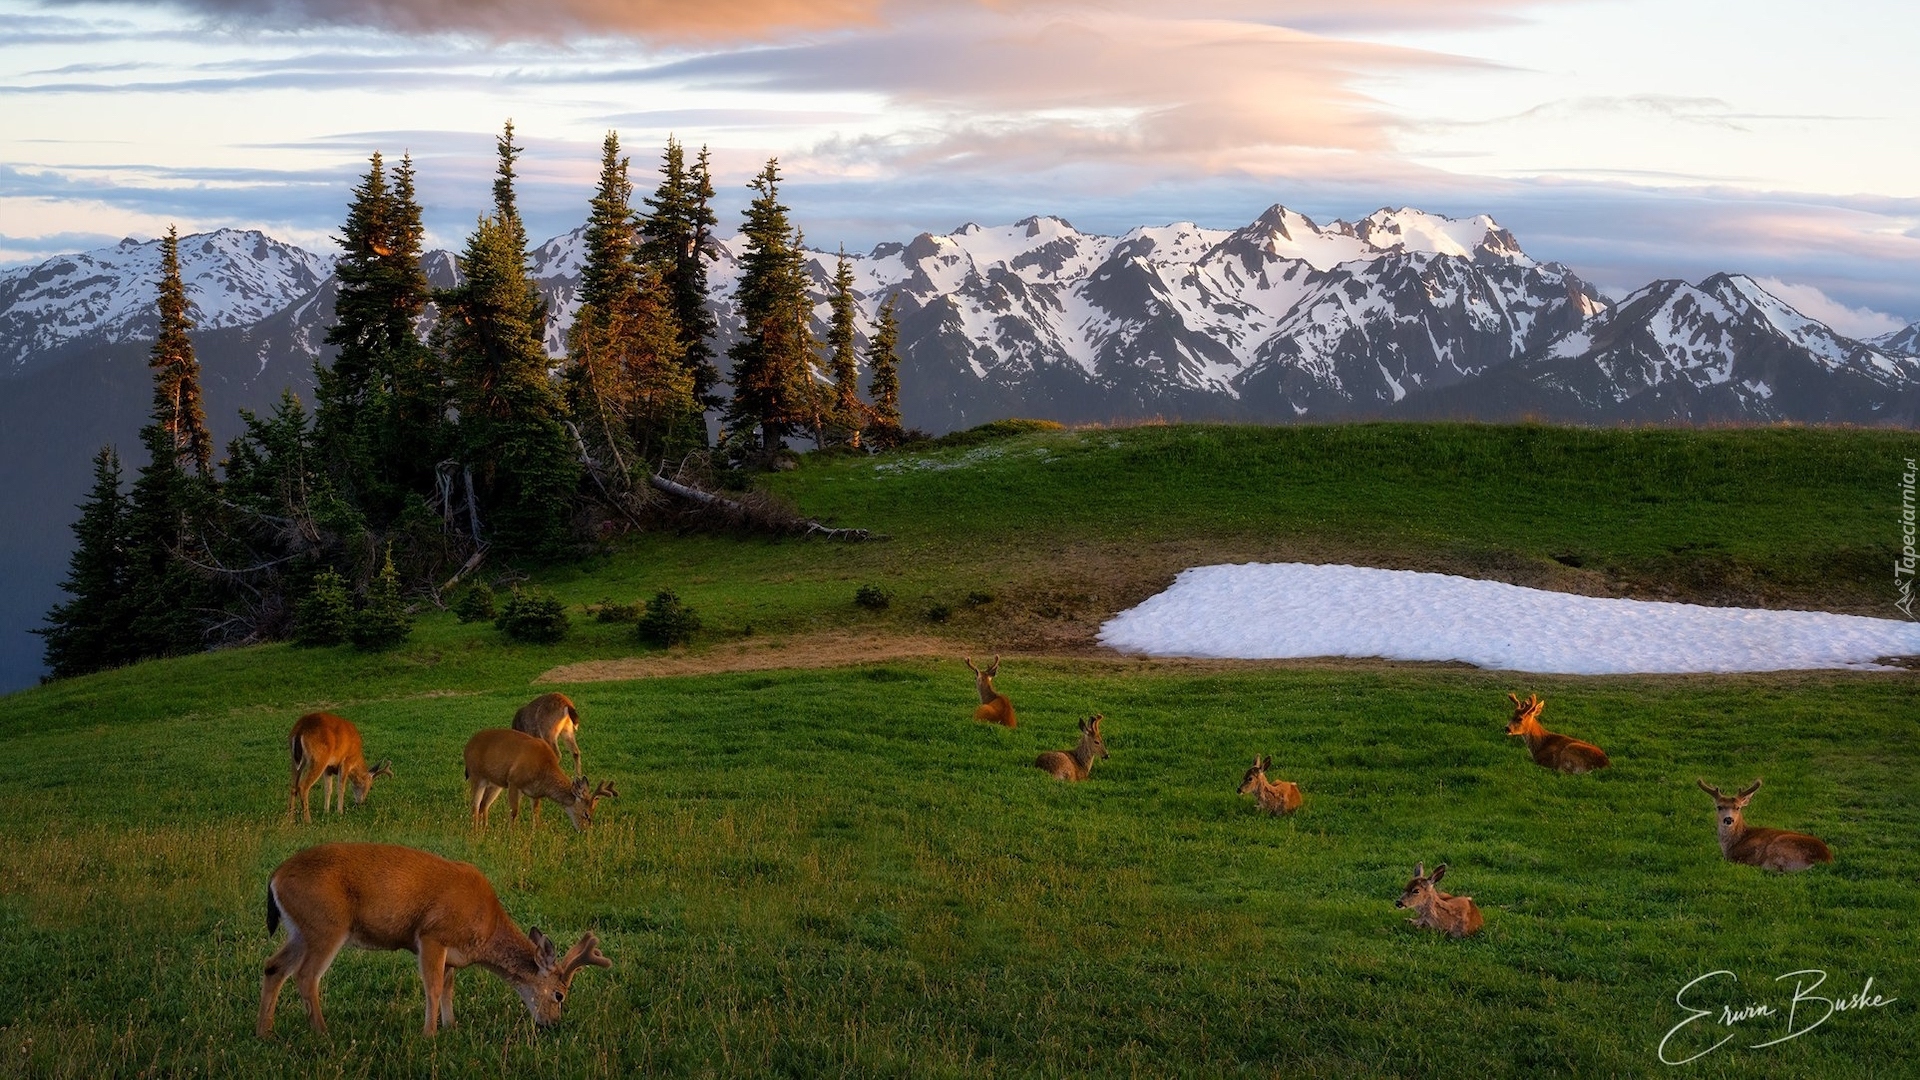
left=538, top=630, right=964, bottom=683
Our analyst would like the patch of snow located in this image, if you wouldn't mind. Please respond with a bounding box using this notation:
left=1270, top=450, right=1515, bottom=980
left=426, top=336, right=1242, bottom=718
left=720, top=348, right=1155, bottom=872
left=1099, top=563, right=1920, bottom=674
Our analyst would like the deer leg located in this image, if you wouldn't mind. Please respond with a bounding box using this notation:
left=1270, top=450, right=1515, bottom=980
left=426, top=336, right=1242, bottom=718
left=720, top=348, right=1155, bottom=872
left=439, top=964, right=457, bottom=1029
left=322, top=771, right=337, bottom=815
left=416, top=939, right=446, bottom=1036
left=293, top=929, right=347, bottom=1034
left=531, top=797, right=542, bottom=827
left=508, top=788, right=523, bottom=825
left=257, top=931, right=304, bottom=1037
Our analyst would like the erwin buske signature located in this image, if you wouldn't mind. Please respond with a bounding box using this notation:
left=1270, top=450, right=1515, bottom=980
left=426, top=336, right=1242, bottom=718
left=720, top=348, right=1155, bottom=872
left=1658, top=969, right=1898, bottom=1065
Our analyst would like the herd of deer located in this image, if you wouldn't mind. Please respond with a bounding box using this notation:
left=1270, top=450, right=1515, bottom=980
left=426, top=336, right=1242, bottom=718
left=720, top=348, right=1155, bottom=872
left=977, top=666, right=1834, bottom=942
left=257, top=663, right=1835, bottom=1038
left=262, top=692, right=615, bottom=1038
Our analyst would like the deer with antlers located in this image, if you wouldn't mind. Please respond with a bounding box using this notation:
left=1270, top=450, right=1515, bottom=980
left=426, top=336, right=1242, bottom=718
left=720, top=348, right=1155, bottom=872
left=286, top=712, right=393, bottom=823
left=512, top=692, right=583, bottom=777
left=965, top=655, right=1017, bottom=728
left=1504, top=693, right=1610, bottom=774
left=1696, top=779, right=1833, bottom=872
left=1395, top=863, right=1483, bottom=938
left=1035, top=713, right=1109, bottom=782
left=463, top=728, right=616, bottom=831
left=258, top=842, right=611, bottom=1037
left=1237, top=755, right=1303, bottom=815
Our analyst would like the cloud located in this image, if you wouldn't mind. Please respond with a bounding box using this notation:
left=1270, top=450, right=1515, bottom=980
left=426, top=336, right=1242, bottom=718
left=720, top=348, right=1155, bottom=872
left=1752, top=277, right=1911, bottom=340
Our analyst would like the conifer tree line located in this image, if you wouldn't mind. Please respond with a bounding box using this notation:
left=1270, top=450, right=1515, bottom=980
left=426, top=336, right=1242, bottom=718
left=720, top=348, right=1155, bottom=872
left=38, top=123, right=907, bottom=680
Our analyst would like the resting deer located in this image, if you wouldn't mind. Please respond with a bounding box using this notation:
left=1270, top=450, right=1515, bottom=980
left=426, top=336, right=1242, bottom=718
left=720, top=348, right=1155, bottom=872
left=1035, top=713, right=1108, bottom=782
left=1237, top=755, right=1303, bottom=815
left=258, top=842, right=611, bottom=1037
left=1395, top=863, right=1483, bottom=938
left=513, top=692, right=583, bottom=777
left=286, top=712, right=393, bottom=823
left=463, top=728, right=617, bottom=831
left=1505, top=693, right=1609, bottom=774
left=965, top=655, right=1017, bottom=728
left=1696, top=779, right=1833, bottom=872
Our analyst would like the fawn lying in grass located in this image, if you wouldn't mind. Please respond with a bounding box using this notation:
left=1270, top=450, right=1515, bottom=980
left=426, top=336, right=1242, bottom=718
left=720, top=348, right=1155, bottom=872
left=1395, top=863, right=1483, bottom=938
left=259, top=842, right=610, bottom=1037
left=1237, top=755, right=1303, bottom=815
left=463, top=728, right=616, bottom=831
left=512, top=691, right=583, bottom=776
left=1505, top=693, right=1609, bottom=774
left=1697, top=778, right=1833, bottom=872
left=286, top=712, right=392, bottom=822
left=1035, top=714, right=1108, bottom=782
left=965, top=655, right=1017, bottom=727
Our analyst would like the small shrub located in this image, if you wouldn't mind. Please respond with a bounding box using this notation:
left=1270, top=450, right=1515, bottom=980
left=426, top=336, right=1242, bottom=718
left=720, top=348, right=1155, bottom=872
left=925, top=602, right=952, bottom=624
left=854, top=584, right=892, bottom=610
left=637, top=590, right=702, bottom=647
left=454, top=582, right=496, bottom=624
left=592, top=599, right=643, bottom=624
left=964, top=590, right=995, bottom=607
left=349, top=550, right=414, bottom=651
left=292, top=569, right=351, bottom=647
left=497, top=588, right=571, bottom=645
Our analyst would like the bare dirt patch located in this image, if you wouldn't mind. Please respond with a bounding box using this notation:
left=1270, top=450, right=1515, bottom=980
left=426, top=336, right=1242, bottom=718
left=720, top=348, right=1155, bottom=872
left=539, top=630, right=961, bottom=683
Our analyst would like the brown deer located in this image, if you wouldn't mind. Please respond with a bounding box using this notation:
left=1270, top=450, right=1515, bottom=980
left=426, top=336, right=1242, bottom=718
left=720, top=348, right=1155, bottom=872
left=1035, top=713, right=1108, bottom=782
left=1696, top=779, right=1833, bottom=872
left=512, top=691, right=583, bottom=777
left=1237, top=755, right=1303, bottom=815
left=1505, top=693, right=1610, bottom=774
left=965, top=655, right=1017, bottom=727
left=463, top=729, right=616, bottom=831
left=1395, top=863, right=1483, bottom=938
left=286, top=712, right=393, bottom=823
left=258, top=842, right=611, bottom=1037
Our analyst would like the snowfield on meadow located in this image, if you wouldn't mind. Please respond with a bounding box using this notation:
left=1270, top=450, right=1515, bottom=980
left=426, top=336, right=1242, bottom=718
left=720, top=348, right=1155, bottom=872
left=1099, top=563, right=1920, bottom=674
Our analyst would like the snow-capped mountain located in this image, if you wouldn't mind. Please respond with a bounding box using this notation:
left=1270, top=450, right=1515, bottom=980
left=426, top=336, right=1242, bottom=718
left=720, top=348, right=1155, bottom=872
left=0, top=230, right=332, bottom=377
left=1874, top=321, right=1920, bottom=357
left=1484, top=274, right=1920, bottom=423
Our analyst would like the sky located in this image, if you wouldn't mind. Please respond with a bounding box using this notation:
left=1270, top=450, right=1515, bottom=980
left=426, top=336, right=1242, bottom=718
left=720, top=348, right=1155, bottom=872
left=3, top=0, right=1917, bottom=335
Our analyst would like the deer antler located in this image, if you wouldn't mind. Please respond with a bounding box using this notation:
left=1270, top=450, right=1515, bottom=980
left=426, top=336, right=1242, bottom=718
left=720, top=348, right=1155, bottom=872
left=964, top=657, right=980, bottom=674
left=1738, top=778, right=1763, bottom=798
left=594, top=780, right=619, bottom=801
left=1697, top=778, right=1725, bottom=798
left=559, top=932, right=613, bottom=976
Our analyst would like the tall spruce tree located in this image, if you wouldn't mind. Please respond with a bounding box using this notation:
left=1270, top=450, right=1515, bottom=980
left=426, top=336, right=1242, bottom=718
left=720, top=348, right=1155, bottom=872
left=724, top=159, right=816, bottom=453
left=35, top=447, right=135, bottom=678
left=864, top=297, right=903, bottom=441
left=641, top=138, right=722, bottom=411
left=437, top=135, right=579, bottom=560
left=314, top=151, right=439, bottom=522
left=825, top=249, right=864, bottom=446
left=123, top=227, right=217, bottom=659
left=566, top=132, right=697, bottom=473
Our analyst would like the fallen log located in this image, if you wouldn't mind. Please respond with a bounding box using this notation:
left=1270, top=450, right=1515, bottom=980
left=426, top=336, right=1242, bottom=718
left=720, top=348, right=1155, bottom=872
left=647, top=473, right=880, bottom=541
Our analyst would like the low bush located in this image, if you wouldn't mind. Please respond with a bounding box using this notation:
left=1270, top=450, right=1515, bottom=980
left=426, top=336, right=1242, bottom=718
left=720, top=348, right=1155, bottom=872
left=496, top=588, right=571, bottom=645
left=637, top=589, right=702, bottom=647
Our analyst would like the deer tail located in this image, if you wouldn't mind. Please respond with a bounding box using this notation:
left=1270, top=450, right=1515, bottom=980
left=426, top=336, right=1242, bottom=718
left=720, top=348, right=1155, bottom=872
left=289, top=732, right=306, bottom=769
left=266, top=883, right=282, bottom=936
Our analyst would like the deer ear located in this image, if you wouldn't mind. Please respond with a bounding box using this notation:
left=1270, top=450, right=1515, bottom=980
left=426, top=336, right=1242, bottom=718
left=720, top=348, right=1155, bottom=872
left=1431, top=864, right=1448, bottom=882
left=530, top=927, right=556, bottom=966
left=1414, top=862, right=1425, bottom=878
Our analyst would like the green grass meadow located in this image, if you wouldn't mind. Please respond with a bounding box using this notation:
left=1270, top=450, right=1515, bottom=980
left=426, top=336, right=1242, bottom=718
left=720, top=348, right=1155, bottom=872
left=0, top=423, right=1914, bottom=1077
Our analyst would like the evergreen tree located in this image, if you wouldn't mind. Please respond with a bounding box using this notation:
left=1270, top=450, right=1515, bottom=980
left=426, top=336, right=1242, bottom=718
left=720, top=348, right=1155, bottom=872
left=438, top=211, right=580, bottom=560
left=123, top=227, right=219, bottom=660
left=348, top=546, right=413, bottom=651
left=578, top=131, right=639, bottom=313
left=314, top=151, right=440, bottom=523
left=35, top=447, right=134, bottom=678
left=724, top=159, right=816, bottom=454
left=825, top=249, right=864, bottom=446
left=493, top=119, right=530, bottom=258
left=864, top=297, right=904, bottom=441
left=641, top=138, right=722, bottom=411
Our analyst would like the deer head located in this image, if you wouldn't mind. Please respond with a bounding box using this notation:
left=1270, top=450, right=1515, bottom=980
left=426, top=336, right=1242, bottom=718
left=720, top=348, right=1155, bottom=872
left=1395, top=863, right=1448, bottom=909
left=514, top=928, right=613, bottom=1028
left=1080, top=714, right=1110, bottom=760
left=351, top=760, right=395, bottom=804
left=1238, top=755, right=1272, bottom=795
left=1698, top=778, right=1763, bottom=827
left=1505, top=693, right=1546, bottom=735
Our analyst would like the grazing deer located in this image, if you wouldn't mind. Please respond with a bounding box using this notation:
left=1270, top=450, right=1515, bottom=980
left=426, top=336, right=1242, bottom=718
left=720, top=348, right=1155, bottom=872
left=1237, top=755, right=1303, bottom=815
left=1395, top=863, right=1483, bottom=938
left=965, top=655, right=1017, bottom=728
left=513, top=692, right=583, bottom=777
left=1505, top=693, right=1610, bottom=774
left=286, top=712, right=393, bottom=823
left=1696, top=779, right=1833, bottom=872
left=1035, top=713, right=1108, bottom=782
left=258, top=842, right=611, bottom=1037
left=463, top=729, right=617, bottom=832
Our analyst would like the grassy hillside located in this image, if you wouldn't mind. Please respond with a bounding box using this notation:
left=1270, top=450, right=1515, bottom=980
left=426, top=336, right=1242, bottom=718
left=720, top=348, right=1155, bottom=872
left=0, top=423, right=1913, bottom=1077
